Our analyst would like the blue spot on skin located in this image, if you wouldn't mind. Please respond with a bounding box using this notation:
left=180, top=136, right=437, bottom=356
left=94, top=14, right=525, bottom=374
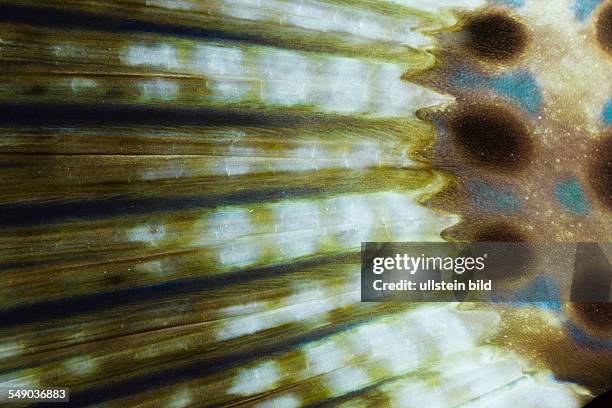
left=452, top=69, right=484, bottom=89
left=572, top=0, right=603, bottom=21
left=452, top=69, right=543, bottom=115
left=492, top=277, right=562, bottom=310
left=514, top=277, right=562, bottom=309
left=491, top=71, right=543, bottom=115
left=515, top=277, right=562, bottom=310
left=494, top=0, right=525, bottom=8
left=469, top=180, right=522, bottom=214
left=556, top=178, right=590, bottom=215
left=603, top=99, right=612, bottom=125
left=568, top=322, right=612, bottom=350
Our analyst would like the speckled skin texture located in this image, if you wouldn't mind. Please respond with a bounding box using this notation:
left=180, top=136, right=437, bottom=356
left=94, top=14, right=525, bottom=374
left=408, top=0, right=612, bottom=395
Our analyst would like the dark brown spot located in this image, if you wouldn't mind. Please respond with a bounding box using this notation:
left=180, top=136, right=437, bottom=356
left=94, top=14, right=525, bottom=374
left=569, top=303, right=612, bottom=334
left=589, top=132, right=612, bottom=210
left=472, top=221, right=527, bottom=242
left=450, top=104, right=533, bottom=172
left=571, top=243, right=612, bottom=302
left=463, top=12, right=528, bottom=62
left=596, top=2, right=612, bottom=56
left=471, top=222, right=532, bottom=281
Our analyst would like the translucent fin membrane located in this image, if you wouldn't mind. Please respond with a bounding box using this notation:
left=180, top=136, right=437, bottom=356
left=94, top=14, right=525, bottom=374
left=0, top=0, right=458, bottom=56
left=0, top=184, right=456, bottom=308
left=94, top=307, right=586, bottom=407
left=0, top=120, right=434, bottom=155
left=0, top=23, right=448, bottom=116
